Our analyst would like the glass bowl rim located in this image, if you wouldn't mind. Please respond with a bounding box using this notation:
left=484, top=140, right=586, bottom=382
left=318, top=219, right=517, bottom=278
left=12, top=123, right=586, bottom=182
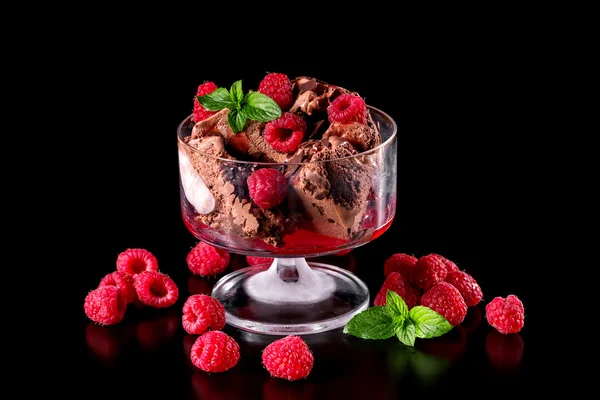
left=177, top=105, right=397, bottom=166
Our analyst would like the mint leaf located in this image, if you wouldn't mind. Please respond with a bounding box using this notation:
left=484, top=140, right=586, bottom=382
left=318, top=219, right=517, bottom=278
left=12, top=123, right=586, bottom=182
left=227, top=108, right=247, bottom=134
left=230, top=80, right=243, bottom=105
left=386, top=290, right=409, bottom=319
left=242, top=91, right=281, bottom=122
left=397, top=319, right=416, bottom=347
left=343, top=306, right=400, bottom=340
left=409, top=306, right=453, bottom=339
left=196, top=88, right=236, bottom=111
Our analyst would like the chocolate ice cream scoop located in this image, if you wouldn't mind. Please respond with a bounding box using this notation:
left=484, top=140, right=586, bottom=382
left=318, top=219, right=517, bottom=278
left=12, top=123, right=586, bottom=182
left=186, top=134, right=231, bottom=158
left=322, top=121, right=382, bottom=152
left=288, top=136, right=374, bottom=240
left=191, top=109, right=290, bottom=163
left=289, top=77, right=349, bottom=116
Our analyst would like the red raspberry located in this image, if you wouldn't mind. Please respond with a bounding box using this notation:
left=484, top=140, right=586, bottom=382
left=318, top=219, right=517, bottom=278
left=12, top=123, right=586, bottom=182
left=264, top=112, right=306, bottom=153
left=327, top=94, right=367, bottom=124
left=485, top=295, right=525, bottom=334
left=444, top=270, right=483, bottom=307
left=186, top=241, right=231, bottom=277
left=373, top=272, right=421, bottom=310
left=84, top=286, right=126, bottom=325
left=384, top=253, right=418, bottom=278
left=193, top=81, right=218, bottom=122
left=430, top=253, right=460, bottom=273
left=247, top=168, right=289, bottom=209
left=421, top=281, right=468, bottom=326
left=412, top=254, right=449, bottom=291
left=191, top=331, right=240, bottom=373
left=182, top=294, right=226, bottom=335
left=98, top=271, right=136, bottom=304
left=262, top=335, right=314, bottom=381
left=116, top=248, right=159, bottom=276
left=246, top=256, right=274, bottom=265
left=134, top=271, right=179, bottom=308
left=258, top=72, right=294, bottom=111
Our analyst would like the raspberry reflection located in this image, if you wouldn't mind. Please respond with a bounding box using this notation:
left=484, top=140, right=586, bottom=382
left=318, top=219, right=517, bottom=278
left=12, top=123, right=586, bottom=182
left=485, top=330, right=524, bottom=371
left=135, top=310, right=179, bottom=352
left=85, top=322, right=133, bottom=365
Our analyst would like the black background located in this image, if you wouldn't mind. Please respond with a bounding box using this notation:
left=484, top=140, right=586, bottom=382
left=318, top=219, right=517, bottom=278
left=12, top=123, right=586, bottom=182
left=55, top=13, right=551, bottom=399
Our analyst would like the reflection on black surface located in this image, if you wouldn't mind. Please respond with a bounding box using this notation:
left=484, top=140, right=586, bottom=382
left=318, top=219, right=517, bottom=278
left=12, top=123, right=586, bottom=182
left=485, top=330, right=524, bottom=372
left=86, top=308, right=180, bottom=365
left=263, top=379, right=315, bottom=400
left=190, top=354, right=266, bottom=400
left=462, top=305, right=483, bottom=334
left=229, top=254, right=250, bottom=271
left=386, top=341, right=451, bottom=385
left=191, top=370, right=252, bottom=400
left=85, top=322, right=134, bottom=365
left=409, top=349, right=452, bottom=385
left=135, top=310, right=179, bottom=352
left=187, top=275, right=218, bottom=296
left=417, top=325, right=467, bottom=361
left=183, top=334, right=198, bottom=369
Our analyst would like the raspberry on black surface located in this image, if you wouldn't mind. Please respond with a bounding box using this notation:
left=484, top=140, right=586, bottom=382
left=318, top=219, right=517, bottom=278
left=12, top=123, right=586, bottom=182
left=262, top=335, right=314, bottom=381
left=485, top=295, right=525, bottom=334
left=191, top=331, right=240, bottom=373
left=134, top=271, right=179, bottom=309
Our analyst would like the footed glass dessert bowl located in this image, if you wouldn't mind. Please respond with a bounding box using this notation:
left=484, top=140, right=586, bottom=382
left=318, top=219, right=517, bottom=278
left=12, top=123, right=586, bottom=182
left=177, top=76, right=397, bottom=335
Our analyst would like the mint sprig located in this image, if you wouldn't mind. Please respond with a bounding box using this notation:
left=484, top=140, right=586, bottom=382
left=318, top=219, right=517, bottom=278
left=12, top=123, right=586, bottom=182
left=196, top=80, right=281, bottom=133
left=343, top=290, right=453, bottom=347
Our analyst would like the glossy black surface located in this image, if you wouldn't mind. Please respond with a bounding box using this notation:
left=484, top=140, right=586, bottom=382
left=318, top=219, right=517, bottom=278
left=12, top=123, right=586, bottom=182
left=65, top=33, right=544, bottom=399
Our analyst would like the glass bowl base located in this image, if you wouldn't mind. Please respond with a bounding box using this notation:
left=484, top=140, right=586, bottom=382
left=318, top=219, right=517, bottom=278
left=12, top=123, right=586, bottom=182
left=211, top=261, right=369, bottom=335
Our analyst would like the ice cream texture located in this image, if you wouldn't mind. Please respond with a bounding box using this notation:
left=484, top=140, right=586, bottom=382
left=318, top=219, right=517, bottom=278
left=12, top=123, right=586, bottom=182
left=178, top=75, right=385, bottom=249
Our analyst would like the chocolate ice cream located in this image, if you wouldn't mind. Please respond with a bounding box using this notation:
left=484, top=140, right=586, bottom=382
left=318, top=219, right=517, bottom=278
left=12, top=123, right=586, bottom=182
left=179, top=74, right=386, bottom=250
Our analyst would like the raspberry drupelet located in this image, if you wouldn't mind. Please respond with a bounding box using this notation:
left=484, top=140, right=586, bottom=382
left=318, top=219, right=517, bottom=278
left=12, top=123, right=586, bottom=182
left=445, top=270, right=483, bottom=307
left=383, top=253, right=418, bottom=279
left=116, top=248, right=159, bottom=276
left=134, top=271, right=179, bottom=309
left=182, top=294, right=226, bottom=335
left=98, top=271, right=137, bottom=304
left=193, top=81, right=219, bottom=122
left=84, top=286, right=127, bottom=325
left=485, top=295, right=525, bottom=334
left=186, top=241, right=231, bottom=277
left=263, top=112, right=307, bottom=153
left=191, top=331, right=240, bottom=373
left=327, top=94, right=367, bottom=124
left=421, top=281, right=468, bottom=326
left=258, top=73, right=294, bottom=111
left=262, top=335, right=314, bottom=381
left=247, top=168, right=289, bottom=209
left=373, top=272, right=421, bottom=310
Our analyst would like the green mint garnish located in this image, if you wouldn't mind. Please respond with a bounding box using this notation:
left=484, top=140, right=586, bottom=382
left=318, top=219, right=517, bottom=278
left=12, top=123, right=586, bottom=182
left=196, top=80, right=281, bottom=134
left=196, top=88, right=236, bottom=111
left=242, top=92, right=282, bottom=122
left=397, top=319, right=416, bottom=347
left=386, top=289, right=409, bottom=319
left=409, top=305, right=453, bottom=339
left=344, top=290, right=453, bottom=347
left=343, top=306, right=400, bottom=340
left=227, top=108, right=247, bottom=135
